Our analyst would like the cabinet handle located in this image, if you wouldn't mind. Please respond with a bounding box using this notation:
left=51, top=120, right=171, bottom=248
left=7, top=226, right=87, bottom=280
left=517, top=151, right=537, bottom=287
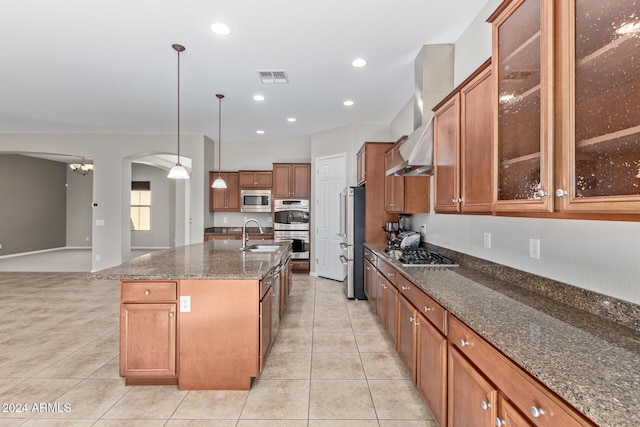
left=452, top=198, right=457, bottom=204
left=495, top=417, right=506, bottom=427
left=460, top=339, right=470, bottom=347
left=535, top=189, right=548, bottom=198
left=387, top=272, right=395, bottom=277
left=424, top=306, right=434, bottom=312
left=458, top=198, right=463, bottom=203
left=530, top=406, right=546, bottom=418
left=144, top=290, right=151, bottom=295
left=556, top=188, right=568, bottom=197
left=401, top=286, right=409, bottom=291
left=409, top=316, right=418, bottom=326
left=481, top=400, right=492, bottom=411
left=169, top=312, right=174, bottom=317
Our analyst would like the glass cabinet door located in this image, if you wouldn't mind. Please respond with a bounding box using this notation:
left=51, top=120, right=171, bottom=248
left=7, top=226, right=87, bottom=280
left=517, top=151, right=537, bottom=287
left=489, top=0, right=554, bottom=212
left=560, top=0, right=640, bottom=212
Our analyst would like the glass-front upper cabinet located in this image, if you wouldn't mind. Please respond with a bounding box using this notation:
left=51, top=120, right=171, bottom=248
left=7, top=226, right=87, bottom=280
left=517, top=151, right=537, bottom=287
left=488, top=0, right=554, bottom=212
left=557, top=0, right=640, bottom=212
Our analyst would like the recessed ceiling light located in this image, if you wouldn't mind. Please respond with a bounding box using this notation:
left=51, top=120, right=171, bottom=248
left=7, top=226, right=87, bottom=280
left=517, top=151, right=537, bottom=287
left=287, top=117, right=297, bottom=122
left=210, top=22, right=232, bottom=36
left=253, top=94, right=265, bottom=101
left=351, top=58, right=367, bottom=68
left=343, top=100, right=355, bottom=106
left=256, top=130, right=265, bottom=134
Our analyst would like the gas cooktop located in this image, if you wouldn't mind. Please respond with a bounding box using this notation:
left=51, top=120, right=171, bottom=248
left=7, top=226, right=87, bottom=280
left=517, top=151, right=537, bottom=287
left=385, top=247, right=458, bottom=268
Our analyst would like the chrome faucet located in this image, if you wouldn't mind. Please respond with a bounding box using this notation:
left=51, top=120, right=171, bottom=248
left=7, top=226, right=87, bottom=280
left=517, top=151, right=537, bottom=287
left=242, top=218, right=264, bottom=249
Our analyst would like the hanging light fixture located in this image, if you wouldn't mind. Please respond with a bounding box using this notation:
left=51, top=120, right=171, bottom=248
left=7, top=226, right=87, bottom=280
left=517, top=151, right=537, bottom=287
left=167, top=43, right=190, bottom=180
left=212, top=93, right=227, bottom=188
left=69, top=158, right=94, bottom=175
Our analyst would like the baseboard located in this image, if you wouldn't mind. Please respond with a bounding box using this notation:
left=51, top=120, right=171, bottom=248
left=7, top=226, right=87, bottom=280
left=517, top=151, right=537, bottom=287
left=0, top=246, right=70, bottom=260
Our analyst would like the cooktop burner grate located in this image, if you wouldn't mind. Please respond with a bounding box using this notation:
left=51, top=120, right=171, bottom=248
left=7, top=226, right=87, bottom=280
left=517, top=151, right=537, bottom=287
left=385, top=247, right=458, bottom=267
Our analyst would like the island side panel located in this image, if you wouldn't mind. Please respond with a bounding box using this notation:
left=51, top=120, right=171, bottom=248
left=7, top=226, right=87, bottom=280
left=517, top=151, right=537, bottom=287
left=178, top=279, right=259, bottom=390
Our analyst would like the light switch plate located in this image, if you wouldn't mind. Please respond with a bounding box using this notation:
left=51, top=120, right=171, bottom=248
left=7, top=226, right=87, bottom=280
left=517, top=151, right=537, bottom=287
left=483, top=232, right=491, bottom=249
left=529, top=238, right=540, bottom=259
left=180, top=295, right=191, bottom=312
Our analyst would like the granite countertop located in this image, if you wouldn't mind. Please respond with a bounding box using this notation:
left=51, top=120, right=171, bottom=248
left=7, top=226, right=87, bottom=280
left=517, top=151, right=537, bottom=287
left=92, top=240, right=291, bottom=281
left=204, top=226, right=274, bottom=235
left=365, top=243, right=640, bottom=427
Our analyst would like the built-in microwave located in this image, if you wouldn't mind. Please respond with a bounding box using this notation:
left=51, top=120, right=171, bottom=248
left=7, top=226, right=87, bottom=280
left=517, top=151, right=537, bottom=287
left=240, top=189, right=272, bottom=213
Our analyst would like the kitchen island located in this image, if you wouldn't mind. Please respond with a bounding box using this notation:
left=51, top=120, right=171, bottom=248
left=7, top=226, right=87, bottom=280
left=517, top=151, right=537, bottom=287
left=94, top=239, right=292, bottom=390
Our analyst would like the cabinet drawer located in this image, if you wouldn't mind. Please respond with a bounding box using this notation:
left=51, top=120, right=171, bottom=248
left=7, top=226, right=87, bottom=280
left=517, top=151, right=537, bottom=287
left=449, top=315, right=594, bottom=427
left=121, top=281, right=177, bottom=302
left=364, top=248, right=377, bottom=264
left=397, top=274, right=447, bottom=334
left=377, top=259, right=399, bottom=287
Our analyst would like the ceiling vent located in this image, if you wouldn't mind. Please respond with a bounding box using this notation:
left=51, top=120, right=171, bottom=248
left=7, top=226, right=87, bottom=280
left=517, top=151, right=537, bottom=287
left=257, top=70, right=289, bottom=84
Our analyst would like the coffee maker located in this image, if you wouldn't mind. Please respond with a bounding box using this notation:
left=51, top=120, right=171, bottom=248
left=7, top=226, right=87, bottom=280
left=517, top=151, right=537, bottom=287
left=398, top=214, right=412, bottom=232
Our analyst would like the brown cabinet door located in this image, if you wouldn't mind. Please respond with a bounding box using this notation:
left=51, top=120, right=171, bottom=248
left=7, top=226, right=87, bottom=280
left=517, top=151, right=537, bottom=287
left=397, top=294, right=417, bottom=380
left=259, top=286, right=273, bottom=373
left=448, top=347, right=497, bottom=427
left=417, top=312, right=447, bottom=427
left=434, top=93, right=461, bottom=213
left=490, top=0, right=553, bottom=212
left=291, top=164, right=311, bottom=198
left=273, top=164, right=292, bottom=198
left=499, top=399, right=533, bottom=427
left=120, top=303, right=176, bottom=377
left=356, top=147, right=366, bottom=184
left=210, top=172, right=240, bottom=211
left=385, top=283, right=398, bottom=347
left=239, top=171, right=273, bottom=188
left=461, top=64, right=494, bottom=213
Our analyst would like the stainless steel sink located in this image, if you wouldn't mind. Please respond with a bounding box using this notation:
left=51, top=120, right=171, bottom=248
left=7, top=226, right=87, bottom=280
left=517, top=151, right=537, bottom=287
left=243, top=244, right=280, bottom=252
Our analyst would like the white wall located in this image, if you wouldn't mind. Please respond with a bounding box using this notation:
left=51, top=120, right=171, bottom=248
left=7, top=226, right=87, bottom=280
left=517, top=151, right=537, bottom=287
left=391, top=0, right=640, bottom=306
left=66, top=167, right=93, bottom=247
left=0, top=133, right=206, bottom=271
left=131, top=163, right=172, bottom=249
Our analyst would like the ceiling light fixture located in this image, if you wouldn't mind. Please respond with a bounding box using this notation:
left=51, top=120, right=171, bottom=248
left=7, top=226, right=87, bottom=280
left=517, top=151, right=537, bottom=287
left=343, top=100, right=355, bottom=106
left=256, top=130, right=265, bottom=134
left=167, top=44, right=190, bottom=180
left=351, top=58, right=367, bottom=68
left=210, top=22, right=232, bottom=36
left=253, top=94, right=265, bottom=101
left=69, top=159, right=94, bottom=175
left=212, top=94, right=227, bottom=189
left=287, top=117, right=297, bottom=122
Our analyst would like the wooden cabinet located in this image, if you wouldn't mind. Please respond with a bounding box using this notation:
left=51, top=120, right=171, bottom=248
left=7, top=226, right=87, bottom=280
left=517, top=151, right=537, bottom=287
left=397, top=294, right=418, bottom=380
left=555, top=0, right=640, bottom=213
left=356, top=146, right=367, bottom=184
left=376, top=273, right=398, bottom=345
left=448, top=346, right=498, bottom=427
left=417, top=311, right=447, bottom=427
left=384, top=146, right=430, bottom=213
left=357, top=142, right=396, bottom=242
left=364, top=250, right=377, bottom=301
left=433, top=60, right=493, bottom=214
left=119, top=281, right=177, bottom=382
left=273, top=163, right=310, bottom=198
left=488, top=0, right=554, bottom=212
left=239, top=171, right=272, bottom=189
left=210, top=172, right=240, bottom=211
left=448, top=314, right=595, bottom=427
left=259, top=285, right=273, bottom=373
left=204, top=234, right=238, bottom=242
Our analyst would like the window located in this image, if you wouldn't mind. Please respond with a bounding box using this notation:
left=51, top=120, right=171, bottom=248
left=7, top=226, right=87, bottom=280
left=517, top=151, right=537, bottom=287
left=131, top=181, right=151, bottom=231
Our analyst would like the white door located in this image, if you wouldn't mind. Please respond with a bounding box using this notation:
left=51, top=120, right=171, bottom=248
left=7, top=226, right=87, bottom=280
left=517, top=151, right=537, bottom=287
left=315, top=153, right=347, bottom=281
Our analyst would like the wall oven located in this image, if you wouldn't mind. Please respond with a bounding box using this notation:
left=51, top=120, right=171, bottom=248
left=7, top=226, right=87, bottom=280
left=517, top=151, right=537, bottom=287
left=240, top=189, right=272, bottom=213
left=273, top=199, right=310, bottom=231
left=274, top=230, right=309, bottom=259
left=274, top=199, right=310, bottom=259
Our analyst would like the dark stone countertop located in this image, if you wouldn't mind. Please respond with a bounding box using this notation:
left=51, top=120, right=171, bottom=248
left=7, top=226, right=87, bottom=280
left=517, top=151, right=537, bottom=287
left=204, top=226, right=274, bottom=235
left=365, top=242, right=640, bottom=427
left=92, top=240, right=291, bottom=281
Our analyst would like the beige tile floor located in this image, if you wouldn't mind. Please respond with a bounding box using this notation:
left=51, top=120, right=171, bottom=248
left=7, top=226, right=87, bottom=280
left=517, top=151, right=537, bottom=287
left=0, top=272, right=436, bottom=426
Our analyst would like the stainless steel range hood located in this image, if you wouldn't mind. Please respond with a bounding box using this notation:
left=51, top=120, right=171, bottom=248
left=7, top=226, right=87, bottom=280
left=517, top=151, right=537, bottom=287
left=386, top=44, right=453, bottom=177
left=385, top=117, right=434, bottom=176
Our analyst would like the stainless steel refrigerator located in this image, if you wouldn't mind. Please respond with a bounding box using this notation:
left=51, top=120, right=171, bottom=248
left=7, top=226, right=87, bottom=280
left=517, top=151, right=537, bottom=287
left=339, top=185, right=366, bottom=299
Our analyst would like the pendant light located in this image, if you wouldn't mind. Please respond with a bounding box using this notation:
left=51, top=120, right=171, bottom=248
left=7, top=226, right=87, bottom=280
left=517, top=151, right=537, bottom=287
left=167, top=44, right=190, bottom=180
left=212, top=93, right=227, bottom=188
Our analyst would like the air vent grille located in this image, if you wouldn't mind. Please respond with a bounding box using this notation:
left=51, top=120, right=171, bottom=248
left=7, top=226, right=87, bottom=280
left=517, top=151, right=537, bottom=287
left=257, top=70, right=289, bottom=84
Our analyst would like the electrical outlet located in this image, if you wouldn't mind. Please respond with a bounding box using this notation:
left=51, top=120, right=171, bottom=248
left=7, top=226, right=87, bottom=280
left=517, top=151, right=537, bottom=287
left=180, top=295, right=191, bottom=312
left=483, top=232, right=491, bottom=249
left=529, top=238, right=540, bottom=259
left=223, top=217, right=228, bottom=224
left=0, top=243, right=3, bottom=249
left=95, top=254, right=101, bottom=262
